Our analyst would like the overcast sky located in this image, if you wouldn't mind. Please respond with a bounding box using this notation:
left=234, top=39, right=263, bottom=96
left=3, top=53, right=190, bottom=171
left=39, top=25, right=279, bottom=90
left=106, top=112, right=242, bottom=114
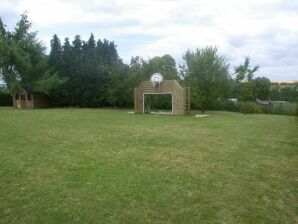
left=1, top=0, right=298, bottom=80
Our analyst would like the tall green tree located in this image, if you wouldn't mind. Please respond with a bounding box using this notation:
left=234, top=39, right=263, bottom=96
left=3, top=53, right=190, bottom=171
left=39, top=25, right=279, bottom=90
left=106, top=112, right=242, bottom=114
left=71, top=35, right=83, bottom=74
left=255, top=77, right=270, bottom=100
left=82, top=33, right=98, bottom=78
left=48, top=34, right=122, bottom=107
left=234, top=57, right=259, bottom=82
left=280, top=84, right=298, bottom=102
left=269, top=84, right=298, bottom=102
left=270, top=85, right=280, bottom=101
left=0, top=13, right=46, bottom=107
left=61, top=38, right=72, bottom=75
left=238, top=81, right=256, bottom=101
left=183, top=46, right=230, bottom=112
left=142, top=54, right=179, bottom=80
left=49, top=34, right=63, bottom=70
left=105, top=63, right=132, bottom=107
left=232, top=57, right=261, bottom=101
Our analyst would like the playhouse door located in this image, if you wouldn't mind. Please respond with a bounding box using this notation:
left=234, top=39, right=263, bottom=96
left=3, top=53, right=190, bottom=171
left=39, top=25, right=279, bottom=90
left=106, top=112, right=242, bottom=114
left=20, top=94, right=26, bottom=108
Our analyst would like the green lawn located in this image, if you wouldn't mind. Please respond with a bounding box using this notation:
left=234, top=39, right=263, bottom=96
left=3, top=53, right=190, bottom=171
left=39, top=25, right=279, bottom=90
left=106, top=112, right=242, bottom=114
left=0, top=108, right=297, bottom=223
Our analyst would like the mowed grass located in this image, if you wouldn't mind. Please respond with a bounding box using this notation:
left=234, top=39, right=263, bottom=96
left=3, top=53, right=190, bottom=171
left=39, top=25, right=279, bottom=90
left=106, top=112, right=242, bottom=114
left=0, top=108, right=297, bottom=224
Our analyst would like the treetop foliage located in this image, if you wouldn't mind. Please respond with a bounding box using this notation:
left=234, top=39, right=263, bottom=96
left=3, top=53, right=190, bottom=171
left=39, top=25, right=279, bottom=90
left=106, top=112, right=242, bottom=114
left=1, top=14, right=296, bottom=110
left=182, top=47, right=231, bottom=112
left=0, top=13, right=47, bottom=97
left=234, top=56, right=260, bottom=82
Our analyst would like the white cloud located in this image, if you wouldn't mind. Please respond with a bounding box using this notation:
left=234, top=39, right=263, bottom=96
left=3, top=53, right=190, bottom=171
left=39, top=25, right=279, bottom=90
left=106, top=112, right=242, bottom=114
left=1, top=0, right=297, bottom=80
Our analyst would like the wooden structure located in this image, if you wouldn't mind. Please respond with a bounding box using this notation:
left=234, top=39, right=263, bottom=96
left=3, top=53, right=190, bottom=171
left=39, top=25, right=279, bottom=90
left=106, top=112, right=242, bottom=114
left=134, top=80, right=190, bottom=115
left=14, top=86, right=50, bottom=109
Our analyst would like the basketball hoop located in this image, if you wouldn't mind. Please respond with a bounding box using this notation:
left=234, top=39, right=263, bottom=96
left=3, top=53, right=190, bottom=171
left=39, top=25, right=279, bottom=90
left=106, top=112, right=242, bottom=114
left=150, top=73, right=163, bottom=87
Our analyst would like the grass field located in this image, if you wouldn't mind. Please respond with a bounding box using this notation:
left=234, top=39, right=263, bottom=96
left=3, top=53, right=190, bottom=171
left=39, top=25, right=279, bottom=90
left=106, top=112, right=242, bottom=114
left=0, top=108, right=297, bottom=223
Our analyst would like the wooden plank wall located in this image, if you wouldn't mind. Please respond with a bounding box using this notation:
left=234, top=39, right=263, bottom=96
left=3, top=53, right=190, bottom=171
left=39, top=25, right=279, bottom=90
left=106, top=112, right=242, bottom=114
left=15, top=90, right=33, bottom=108
left=33, top=93, right=50, bottom=108
left=134, top=80, right=186, bottom=115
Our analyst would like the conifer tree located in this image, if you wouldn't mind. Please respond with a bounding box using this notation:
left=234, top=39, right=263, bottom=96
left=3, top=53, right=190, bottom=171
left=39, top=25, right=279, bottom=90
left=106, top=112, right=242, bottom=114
left=49, top=34, right=63, bottom=70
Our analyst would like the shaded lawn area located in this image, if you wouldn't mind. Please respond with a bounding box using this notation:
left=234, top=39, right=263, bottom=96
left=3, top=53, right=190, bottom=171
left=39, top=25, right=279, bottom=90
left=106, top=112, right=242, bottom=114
left=0, top=108, right=297, bottom=223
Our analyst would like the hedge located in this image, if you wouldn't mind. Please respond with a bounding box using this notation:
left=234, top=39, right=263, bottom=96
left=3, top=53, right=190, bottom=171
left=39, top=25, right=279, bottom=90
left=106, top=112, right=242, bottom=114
left=0, top=91, right=12, bottom=106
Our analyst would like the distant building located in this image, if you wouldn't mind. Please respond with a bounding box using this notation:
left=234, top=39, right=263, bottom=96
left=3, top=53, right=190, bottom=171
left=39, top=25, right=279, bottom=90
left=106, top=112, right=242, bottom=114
left=256, top=98, right=270, bottom=105
left=271, top=80, right=298, bottom=84
left=256, top=98, right=288, bottom=105
left=228, top=98, right=238, bottom=104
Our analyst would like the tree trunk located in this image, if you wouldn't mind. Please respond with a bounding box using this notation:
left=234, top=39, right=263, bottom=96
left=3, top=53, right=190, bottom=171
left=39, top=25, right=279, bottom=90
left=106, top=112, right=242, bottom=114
left=11, top=94, right=16, bottom=108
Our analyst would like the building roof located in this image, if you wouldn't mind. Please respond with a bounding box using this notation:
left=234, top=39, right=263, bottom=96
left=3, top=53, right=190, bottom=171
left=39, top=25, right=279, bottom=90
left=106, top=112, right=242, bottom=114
left=21, top=84, right=47, bottom=95
left=21, top=84, right=34, bottom=93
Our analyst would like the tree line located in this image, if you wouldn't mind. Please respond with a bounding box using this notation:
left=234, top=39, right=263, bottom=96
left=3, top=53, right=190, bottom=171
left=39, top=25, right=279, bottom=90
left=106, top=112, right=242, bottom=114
left=0, top=14, right=297, bottom=111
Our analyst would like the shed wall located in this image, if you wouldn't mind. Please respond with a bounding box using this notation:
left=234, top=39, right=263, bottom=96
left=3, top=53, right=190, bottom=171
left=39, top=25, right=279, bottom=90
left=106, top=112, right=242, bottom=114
left=15, top=90, right=33, bottom=108
left=33, top=93, right=50, bottom=108
left=134, top=80, right=186, bottom=115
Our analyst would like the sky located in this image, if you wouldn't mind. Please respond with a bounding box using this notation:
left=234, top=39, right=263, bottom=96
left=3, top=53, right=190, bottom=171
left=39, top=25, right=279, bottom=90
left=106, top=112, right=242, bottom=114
left=1, top=0, right=298, bottom=81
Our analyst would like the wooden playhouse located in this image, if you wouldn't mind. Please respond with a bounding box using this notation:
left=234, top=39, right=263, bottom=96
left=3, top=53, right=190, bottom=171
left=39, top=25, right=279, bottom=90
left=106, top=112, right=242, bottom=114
left=14, top=86, right=50, bottom=109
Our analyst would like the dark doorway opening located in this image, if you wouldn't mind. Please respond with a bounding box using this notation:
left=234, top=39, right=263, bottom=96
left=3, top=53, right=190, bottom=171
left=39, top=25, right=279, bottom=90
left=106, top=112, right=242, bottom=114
left=143, top=93, right=172, bottom=114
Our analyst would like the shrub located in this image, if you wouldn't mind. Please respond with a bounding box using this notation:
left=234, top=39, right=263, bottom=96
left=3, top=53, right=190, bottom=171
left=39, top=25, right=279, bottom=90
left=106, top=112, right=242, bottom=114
left=192, top=99, right=297, bottom=116
left=231, top=102, right=240, bottom=112
left=272, top=103, right=296, bottom=115
left=223, top=101, right=239, bottom=112
left=208, top=101, right=225, bottom=111
left=0, top=91, right=12, bottom=106
left=258, top=104, right=273, bottom=114
left=239, top=102, right=260, bottom=114
left=257, top=103, right=296, bottom=116
left=273, top=103, right=283, bottom=115
left=207, top=101, right=239, bottom=112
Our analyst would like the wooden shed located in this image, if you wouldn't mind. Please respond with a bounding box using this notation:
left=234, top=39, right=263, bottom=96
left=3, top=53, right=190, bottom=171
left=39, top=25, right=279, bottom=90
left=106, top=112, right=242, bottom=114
left=14, top=86, right=50, bottom=109
left=134, top=80, right=190, bottom=115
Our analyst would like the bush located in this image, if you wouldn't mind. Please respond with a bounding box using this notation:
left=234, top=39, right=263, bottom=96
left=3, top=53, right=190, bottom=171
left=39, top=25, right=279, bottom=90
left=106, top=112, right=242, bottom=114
left=257, top=103, right=296, bottom=115
left=273, top=103, right=283, bottom=115
left=192, top=99, right=297, bottom=116
left=205, top=100, right=239, bottom=112
left=239, top=102, right=260, bottom=114
left=146, top=94, right=172, bottom=110
left=258, top=104, right=273, bottom=114
left=207, top=101, right=224, bottom=110
left=0, top=91, right=12, bottom=106
left=272, top=103, right=296, bottom=115
left=226, top=101, right=239, bottom=112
